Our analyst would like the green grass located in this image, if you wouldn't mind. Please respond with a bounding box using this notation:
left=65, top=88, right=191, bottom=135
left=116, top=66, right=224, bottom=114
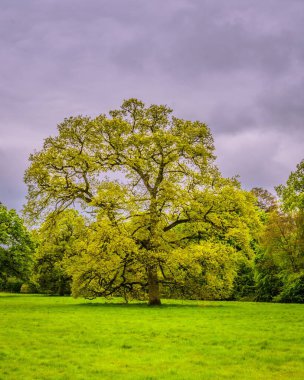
left=0, top=294, right=303, bottom=380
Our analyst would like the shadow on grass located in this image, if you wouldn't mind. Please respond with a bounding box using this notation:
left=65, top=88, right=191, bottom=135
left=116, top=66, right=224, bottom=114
left=66, top=301, right=227, bottom=309
left=0, top=292, right=230, bottom=309
left=0, top=293, right=48, bottom=298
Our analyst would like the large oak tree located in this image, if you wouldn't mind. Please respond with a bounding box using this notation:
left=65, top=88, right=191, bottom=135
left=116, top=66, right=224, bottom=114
left=24, top=99, right=260, bottom=304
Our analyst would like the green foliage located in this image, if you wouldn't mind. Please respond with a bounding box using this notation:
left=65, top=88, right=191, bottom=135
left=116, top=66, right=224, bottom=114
left=32, top=209, right=86, bottom=295
left=276, top=159, right=304, bottom=211
left=2, top=277, right=23, bottom=293
left=255, top=207, right=304, bottom=303
left=254, top=248, right=283, bottom=302
left=20, top=283, right=36, bottom=294
left=164, top=241, right=238, bottom=300
left=254, top=160, right=304, bottom=303
left=251, top=187, right=277, bottom=213
left=67, top=216, right=144, bottom=300
left=231, top=260, right=256, bottom=300
left=275, top=272, right=304, bottom=303
left=0, top=203, right=34, bottom=289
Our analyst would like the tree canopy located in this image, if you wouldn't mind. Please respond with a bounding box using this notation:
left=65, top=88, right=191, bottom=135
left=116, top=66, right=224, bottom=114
left=0, top=202, right=34, bottom=288
left=31, top=209, right=86, bottom=295
left=276, top=159, right=304, bottom=211
left=24, top=99, right=261, bottom=304
left=251, top=187, right=277, bottom=213
left=255, top=159, right=304, bottom=303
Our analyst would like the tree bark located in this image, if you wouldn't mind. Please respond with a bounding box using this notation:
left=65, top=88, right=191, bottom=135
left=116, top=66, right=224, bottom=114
left=147, top=266, right=161, bottom=305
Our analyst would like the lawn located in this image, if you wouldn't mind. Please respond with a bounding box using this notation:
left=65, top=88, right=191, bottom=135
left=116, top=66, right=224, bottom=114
left=0, top=294, right=303, bottom=380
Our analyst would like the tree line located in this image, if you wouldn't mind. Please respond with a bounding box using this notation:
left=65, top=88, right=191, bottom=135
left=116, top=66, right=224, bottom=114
left=1, top=99, right=303, bottom=304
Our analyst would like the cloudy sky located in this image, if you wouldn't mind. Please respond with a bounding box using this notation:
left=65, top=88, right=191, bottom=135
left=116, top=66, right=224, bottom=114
left=0, top=0, right=303, bottom=211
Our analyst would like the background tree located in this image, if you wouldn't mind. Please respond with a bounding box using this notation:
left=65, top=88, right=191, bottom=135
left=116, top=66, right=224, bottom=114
left=276, top=159, right=304, bottom=211
left=255, top=159, right=304, bottom=303
left=0, top=202, right=34, bottom=290
left=24, top=99, right=261, bottom=304
left=251, top=187, right=277, bottom=213
left=230, top=187, right=278, bottom=301
left=256, top=210, right=304, bottom=302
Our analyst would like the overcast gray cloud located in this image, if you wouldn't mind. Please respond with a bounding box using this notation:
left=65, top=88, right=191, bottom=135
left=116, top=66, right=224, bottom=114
left=0, top=0, right=303, bottom=211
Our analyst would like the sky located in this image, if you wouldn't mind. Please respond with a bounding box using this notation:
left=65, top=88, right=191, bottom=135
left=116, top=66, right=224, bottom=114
left=0, top=0, right=303, bottom=211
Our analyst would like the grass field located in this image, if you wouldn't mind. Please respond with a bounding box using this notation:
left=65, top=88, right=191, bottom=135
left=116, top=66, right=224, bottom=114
left=0, top=294, right=303, bottom=380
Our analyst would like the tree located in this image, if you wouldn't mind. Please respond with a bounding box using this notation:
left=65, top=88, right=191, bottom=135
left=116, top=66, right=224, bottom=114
left=32, top=209, right=86, bottom=295
left=251, top=187, right=277, bottom=213
left=24, top=99, right=260, bottom=304
left=256, top=209, right=304, bottom=302
left=0, top=202, right=34, bottom=289
left=276, top=159, right=304, bottom=211
left=239, top=187, right=278, bottom=301
left=255, top=160, right=304, bottom=303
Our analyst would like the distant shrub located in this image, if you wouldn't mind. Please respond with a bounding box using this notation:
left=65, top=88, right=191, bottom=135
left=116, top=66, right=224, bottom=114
left=231, top=261, right=256, bottom=300
left=275, top=272, right=304, bottom=303
left=0, top=277, right=23, bottom=293
left=20, top=283, right=36, bottom=294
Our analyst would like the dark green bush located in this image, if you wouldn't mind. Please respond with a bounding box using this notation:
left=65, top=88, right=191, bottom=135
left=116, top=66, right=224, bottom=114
left=275, top=272, right=304, bottom=303
left=0, top=277, right=23, bottom=293
left=20, top=283, right=37, bottom=294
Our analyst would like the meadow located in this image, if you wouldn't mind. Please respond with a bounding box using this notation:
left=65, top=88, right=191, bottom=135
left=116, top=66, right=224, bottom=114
left=0, top=294, right=303, bottom=380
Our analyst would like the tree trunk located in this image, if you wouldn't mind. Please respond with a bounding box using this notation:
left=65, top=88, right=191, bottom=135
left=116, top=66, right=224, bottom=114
left=148, top=266, right=161, bottom=305
left=58, top=278, right=65, bottom=296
